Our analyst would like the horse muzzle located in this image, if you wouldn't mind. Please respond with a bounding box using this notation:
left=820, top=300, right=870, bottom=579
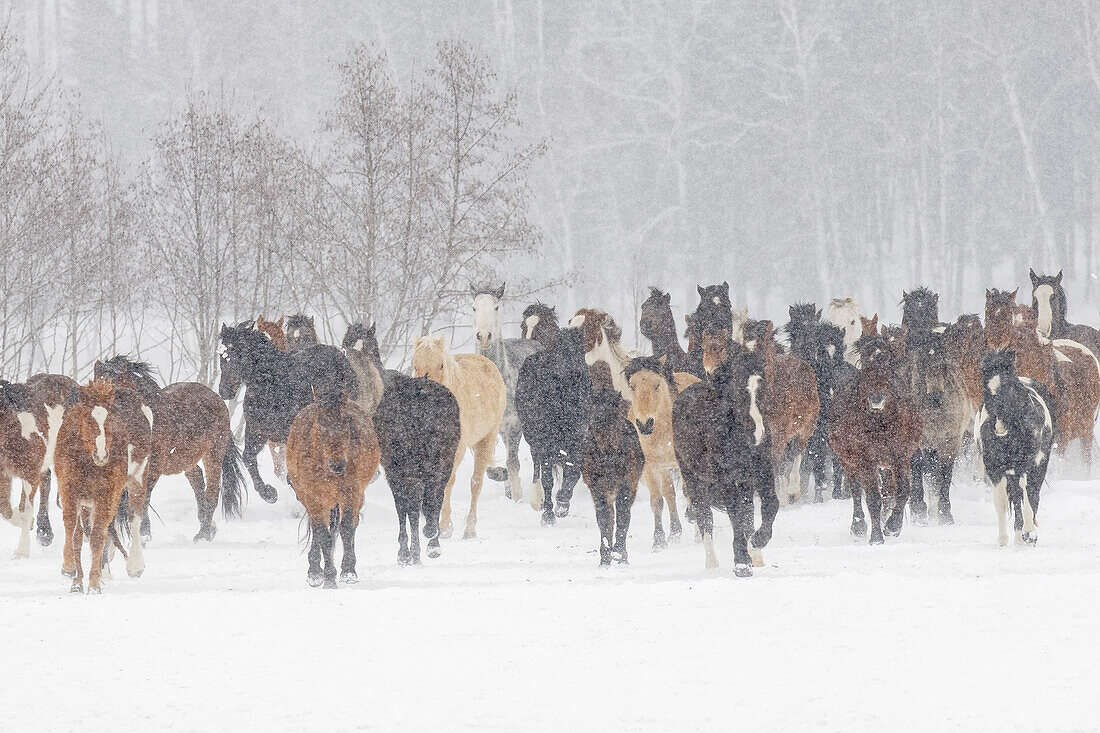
left=635, top=418, right=655, bottom=436
left=867, top=394, right=886, bottom=412
left=329, top=460, right=346, bottom=475
left=92, top=451, right=110, bottom=467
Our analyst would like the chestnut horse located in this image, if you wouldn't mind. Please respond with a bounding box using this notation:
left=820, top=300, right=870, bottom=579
left=829, top=335, right=922, bottom=544
left=94, top=357, right=244, bottom=543
left=742, top=319, right=820, bottom=505
left=55, top=379, right=152, bottom=593
left=412, top=335, right=506, bottom=539
left=287, top=392, right=380, bottom=588
left=256, top=315, right=288, bottom=351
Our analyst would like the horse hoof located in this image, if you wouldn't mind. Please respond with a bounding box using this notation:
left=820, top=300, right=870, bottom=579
left=486, top=466, right=509, bottom=483
left=668, top=529, right=682, bottom=544
left=869, top=534, right=885, bottom=546
left=439, top=524, right=454, bottom=540
left=599, top=558, right=611, bottom=567
left=426, top=542, right=442, bottom=559
left=322, top=578, right=338, bottom=590
left=910, top=509, right=928, bottom=527
left=341, top=572, right=358, bottom=584
left=734, top=563, right=753, bottom=578
left=36, top=526, right=54, bottom=547
left=749, top=547, right=764, bottom=567
left=61, top=567, right=76, bottom=578
left=850, top=518, right=867, bottom=537
left=1022, top=532, right=1038, bottom=546
left=652, top=537, right=667, bottom=552
left=69, top=581, right=83, bottom=594
left=398, top=548, right=412, bottom=565
left=462, top=527, right=477, bottom=540
left=192, top=526, right=217, bottom=543
left=126, top=567, right=144, bottom=579
left=938, top=511, right=955, bottom=526
left=256, top=484, right=279, bottom=504
left=307, top=572, right=324, bottom=588
left=87, top=586, right=102, bottom=595
left=813, top=492, right=824, bottom=504
left=554, top=502, right=570, bottom=518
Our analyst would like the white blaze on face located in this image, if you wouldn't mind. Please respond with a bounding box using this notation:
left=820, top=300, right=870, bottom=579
left=747, top=375, right=765, bottom=446
left=524, top=315, right=539, bottom=339
left=292, top=329, right=300, bottom=337
left=91, top=405, right=108, bottom=462
left=1034, top=284, right=1054, bottom=338
left=217, top=343, right=228, bottom=358
left=353, top=339, right=364, bottom=352
left=472, top=293, right=500, bottom=347
left=987, top=375, right=1000, bottom=396
left=141, top=405, right=154, bottom=430
left=994, top=419, right=1008, bottom=437
left=16, top=412, right=41, bottom=442
left=712, top=296, right=720, bottom=305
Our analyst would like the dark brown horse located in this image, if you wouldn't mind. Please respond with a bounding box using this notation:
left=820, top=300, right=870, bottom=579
left=943, top=314, right=985, bottom=411
left=521, top=302, right=560, bottom=347
left=286, top=392, right=380, bottom=588
left=639, top=287, right=688, bottom=376
left=94, top=357, right=244, bottom=543
left=829, top=335, right=922, bottom=544
left=55, top=379, right=153, bottom=593
left=285, top=314, right=320, bottom=350
left=581, top=388, right=644, bottom=565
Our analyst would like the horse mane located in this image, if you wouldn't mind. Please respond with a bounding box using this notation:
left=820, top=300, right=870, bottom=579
left=0, top=380, right=32, bottom=411
left=97, top=355, right=161, bottom=400
left=647, top=286, right=668, bottom=301
left=414, top=336, right=457, bottom=383
left=524, top=301, right=557, bottom=322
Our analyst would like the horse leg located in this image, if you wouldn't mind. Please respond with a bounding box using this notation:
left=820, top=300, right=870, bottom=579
left=505, top=424, right=523, bottom=502
left=306, top=519, right=325, bottom=587
left=993, top=476, right=1009, bottom=547
left=788, top=444, right=804, bottom=504
left=245, top=429, right=278, bottom=504
left=1083, top=434, right=1094, bottom=477
left=663, top=470, right=683, bottom=542
left=832, top=453, right=849, bottom=500
left=269, top=442, right=287, bottom=481
left=849, top=476, right=867, bottom=537
left=321, top=511, right=338, bottom=589
left=751, top=460, right=779, bottom=566
left=645, top=467, right=667, bottom=551
left=613, top=483, right=634, bottom=564
left=697, top=502, right=718, bottom=570
left=125, top=484, right=147, bottom=579
left=593, top=488, right=614, bottom=566
left=463, top=435, right=495, bottom=539
left=730, top=483, right=755, bottom=578
left=13, top=480, right=36, bottom=559
left=423, top=478, right=445, bottom=559
left=866, top=475, right=885, bottom=545
left=1008, top=474, right=1028, bottom=546
left=909, top=451, right=928, bottom=525
left=60, top=493, right=79, bottom=581
left=440, top=445, right=464, bottom=540
left=884, top=463, right=909, bottom=537
left=139, top=469, right=161, bottom=543
left=339, top=500, right=360, bottom=582
left=185, top=464, right=216, bottom=543
left=36, top=469, right=53, bottom=546
left=935, top=453, right=955, bottom=525
left=538, top=456, right=556, bottom=526
left=406, top=482, right=423, bottom=564
left=557, top=459, right=581, bottom=519
left=1019, top=473, right=1038, bottom=545
left=394, top=483, right=411, bottom=565
left=87, top=509, right=112, bottom=594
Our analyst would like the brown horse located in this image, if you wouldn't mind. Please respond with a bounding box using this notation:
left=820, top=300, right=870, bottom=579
left=94, top=357, right=244, bottom=543
left=413, top=335, right=506, bottom=539
left=829, top=335, right=922, bottom=544
left=943, top=314, right=986, bottom=411
left=286, top=393, right=380, bottom=588
left=0, top=380, right=46, bottom=559
left=860, top=314, right=879, bottom=337
left=55, top=379, right=153, bottom=593
left=625, top=357, right=699, bottom=550
left=880, top=323, right=908, bottom=364
left=285, top=314, right=319, bottom=350
left=742, top=320, right=820, bottom=505
left=569, top=308, right=635, bottom=400
left=256, top=315, right=288, bottom=351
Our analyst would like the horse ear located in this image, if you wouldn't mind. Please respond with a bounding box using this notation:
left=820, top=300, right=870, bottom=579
left=433, top=334, right=445, bottom=346
left=697, top=285, right=706, bottom=298
left=985, top=289, right=991, bottom=300
left=308, top=316, right=315, bottom=326
left=495, top=283, right=506, bottom=300
left=720, top=282, right=729, bottom=296
left=1010, top=288, right=1018, bottom=300
left=871, top=314, right=879, bottom=329
left=1029, top=268, right=1039, bottom=286
left=276, top=316, right=284, bottom=327
left=658, top=354, right=667, bottom=367
left=469, top=283, right=479, bottom=297
left=662, top=291, right=671, bottom=304
left=788, top=305, right=796, bottom=317
left=1055, top=270, right=1063, bottom=285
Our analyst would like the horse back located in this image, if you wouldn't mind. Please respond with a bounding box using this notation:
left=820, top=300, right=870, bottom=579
left=374, top=374, right=461, bottom=482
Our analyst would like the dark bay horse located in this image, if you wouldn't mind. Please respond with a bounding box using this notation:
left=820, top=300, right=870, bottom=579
left=581, top=388, right=644, bottom=565
left=55, top=379, right=153, bottom=593
left=684, top=283, right=733, bottom=378
left=1030, top=269, right=1100, bottom=360
left=672, top=328, right=778, bottom=575
left=287, top=392, right=380, bottom=587
left=640, top=287, right=688, bottom=376
left=285, top=314, right=320, bottom=351
left=218, top=323, right=358, bottom=503
left=521, top=302, right=560, bottom=347
left=95, top=356, right=244, bottom=543
left=343, top=323, right=461, bottom=563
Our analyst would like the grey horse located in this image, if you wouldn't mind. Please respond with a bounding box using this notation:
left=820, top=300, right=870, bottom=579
left=471, top=283, right=542, bottom=502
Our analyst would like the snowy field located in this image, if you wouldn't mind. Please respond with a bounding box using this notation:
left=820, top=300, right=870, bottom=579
left=3, top=449, right=1100, bottom=732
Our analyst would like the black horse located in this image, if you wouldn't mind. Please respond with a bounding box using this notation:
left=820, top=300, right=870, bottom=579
left=639, top=287, right=688, bottom=376
left=341, top=323, right=461, bottom=564
left=684, top=282, right=733, bottom=378
left=515, top=325, right=594, bottom=526
left=978, top=350, right=1055, bottom=547
left=218, top=323, right=357, bottom=503
left=1029, top=269, right=1100, bottom=360
left=901, top=286, right=945, bottom=350
left=672, top=336, right=778, bottom=576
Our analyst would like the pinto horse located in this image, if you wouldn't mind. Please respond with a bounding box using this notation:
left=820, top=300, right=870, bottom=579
left=569, top=308, right=635, bottom=399
left=521, top=302, right=560, bottom=347
left=581, top=388, right=644, bottom=565
left=471, top=283, right=542, bottom=501
left=672, top=329, right=778, bottom=575
left=0, top=380, right=45, bottom=559
left=218, top=323, right=358, bottom=503
left=412, top=335, right=506, bottom=539
left=285, top=314, right=320, bottom=351
left=95, top=356, right=245, bottom=543
left=640, top=287, right=688, bottom=375
left=742, top=319, right=820, bottom=505
left=829, top=335, right=922, bottom=544
left=343, top=323, right=461, bottom=563
left=55, top=379, right=152, bottom=593
left=625, top=357, right=698, bottom=549
left=287, top=392, right=379, bottom=587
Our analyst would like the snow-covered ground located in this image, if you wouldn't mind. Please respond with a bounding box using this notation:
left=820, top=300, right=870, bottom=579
left=3, top=449, right=1099, bottom=732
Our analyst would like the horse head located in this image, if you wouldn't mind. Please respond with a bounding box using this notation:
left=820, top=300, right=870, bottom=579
left=909, top=329, right=950, bottom=406
left=901, top=286, right=940, bottom=332
left=828, top=298, right=861, bottom=345
left=688, top=283, right=733, bottom=341
left=640, top=287, right=676, bottom=346
left=470, top=283, right=505, bottom=350
left=860, top=314, right=879, bottom=337
left=984, top=288, right=1019, bottom=349
left=285, top=314, right=318, bottom=349
left=625, top=357, right=672, bottom=436
left=521, top=302, right=558, bottom=345
left=342, top=323, right=382, bottom=364
left=880, top=324, right=908, bottom=362
left=257, top=315, right=288, bottom=351
left=412, top=334, right=452, bottom=384
left=74, top=379, right=118, bottom=467
left=701, top=328, right=734, bottom=375
left=1029, top=269, right=1066, bottom=339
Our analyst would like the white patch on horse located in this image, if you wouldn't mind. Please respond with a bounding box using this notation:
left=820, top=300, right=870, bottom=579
left=712, top=296, right=720, bottom=305
left=826, top=344, right=836, bottom=358
left=1034, top=284, right=1054, bottom=338
left=1035, top=451, right=1045, bottom=466
left=16, top=412, right=41, bottom=443
left=744, top=340, right=756, bottom=352
left=993, top=476, right=1009, bottom=547
left=217, top=343, right=228, bottom=358
left=1051, top=347, right=1071, bottom=363
left=987, top=375, right=1000, bottom=395
left=126, top=444, right=148, bottom=483
left=524, top=314, right=540, bottom=339
left=747, top=375, right=765, bottom=446
left=567, top=314, right=586, bottom=329
left=141, top=405, right=154, bottom=429
left=1020, top=378, right=1053, bottom=432
left=91, top=406, right=108, bottom=462
left=291, top=329, right=300, bottom=337
left=42, top=404, right=64, bottom=472
left=1053, top=340, right=1100, bottom=396
left=353, top=339, right=364, bottom=352
left=994, top=419, right=1008, bottom=437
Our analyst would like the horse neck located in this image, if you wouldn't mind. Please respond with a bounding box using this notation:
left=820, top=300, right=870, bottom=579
left=348, top=353, right=385, bottom=414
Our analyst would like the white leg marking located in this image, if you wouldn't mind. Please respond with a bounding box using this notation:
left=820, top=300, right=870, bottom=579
left=42, top=404, right=64, bottom=472
left=126, top=514, right=145, bottom=578
left=13, top=481, right=32, bottom=559
left=747, top=376, right=765, bottom=446
left=993, top=477, right=1009, bottom=547
left=141, top=405, right=154, bottom=430
left=702, top=533, right=718, bottom=569
left=524, top=315, right=539, bottom=338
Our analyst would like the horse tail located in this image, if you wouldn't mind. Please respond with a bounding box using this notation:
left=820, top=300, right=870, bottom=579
left=112, top=490, right=133, bottom=544
left=220, top=436, right=245, bottom=520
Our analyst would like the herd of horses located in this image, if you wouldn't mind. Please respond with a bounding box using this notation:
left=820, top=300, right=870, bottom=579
left=1, top=270, right=1097, bottom=591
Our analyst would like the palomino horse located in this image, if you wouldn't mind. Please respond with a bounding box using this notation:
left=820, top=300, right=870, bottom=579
left=219, top=323, right=358, bottom=503
left=625, top=356, right=699, bottom=550
left=684, top=283, right=734, bottom=377
left=256, top=315, right=289, bottom=351
left=899, top=329, right=973, bottom=525
left=568, top=308, right=635, bottom=400
left=516, top=324, right=594, bottom=524
left=672, top=328, right=778, bottom=575
left=976, top=350, right=1055, bottom=547
left=1030, top=269, right=1100, bottom=360
left=287, top=392, right=380, bottom=588
left=986, top=289, right=1100, bottom=468
left=829, top=335, right=922, bottom=544
left=95, top=356, right=245, bottom=543
left=0, top=380, right=45, bottom=559
left=343, top=323, right=461, bottom=563
left=413, top=335, right=506, bottom=539
left=827, top=297, right=862, bottom=366
left=470, top=283, right=542, bottom=501
left=285, top=314, right=320, bottom=350
left=521, top=302, right=560, bottom=347
left=55, top=379, right=152, bottom=593
left=639, top=288, right=688, bottom=376
left=742, top=319, right=820, bottom=505
left=581, top=388, right=644, bottom=566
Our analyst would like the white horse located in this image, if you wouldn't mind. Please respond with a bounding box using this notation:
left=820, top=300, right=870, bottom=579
left=827, top=297, right=862, bottom=367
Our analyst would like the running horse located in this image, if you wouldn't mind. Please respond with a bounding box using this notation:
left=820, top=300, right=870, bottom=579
left=639, top=287, right=688, bottom=376
left=521, top=302, right=560, bottom=347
